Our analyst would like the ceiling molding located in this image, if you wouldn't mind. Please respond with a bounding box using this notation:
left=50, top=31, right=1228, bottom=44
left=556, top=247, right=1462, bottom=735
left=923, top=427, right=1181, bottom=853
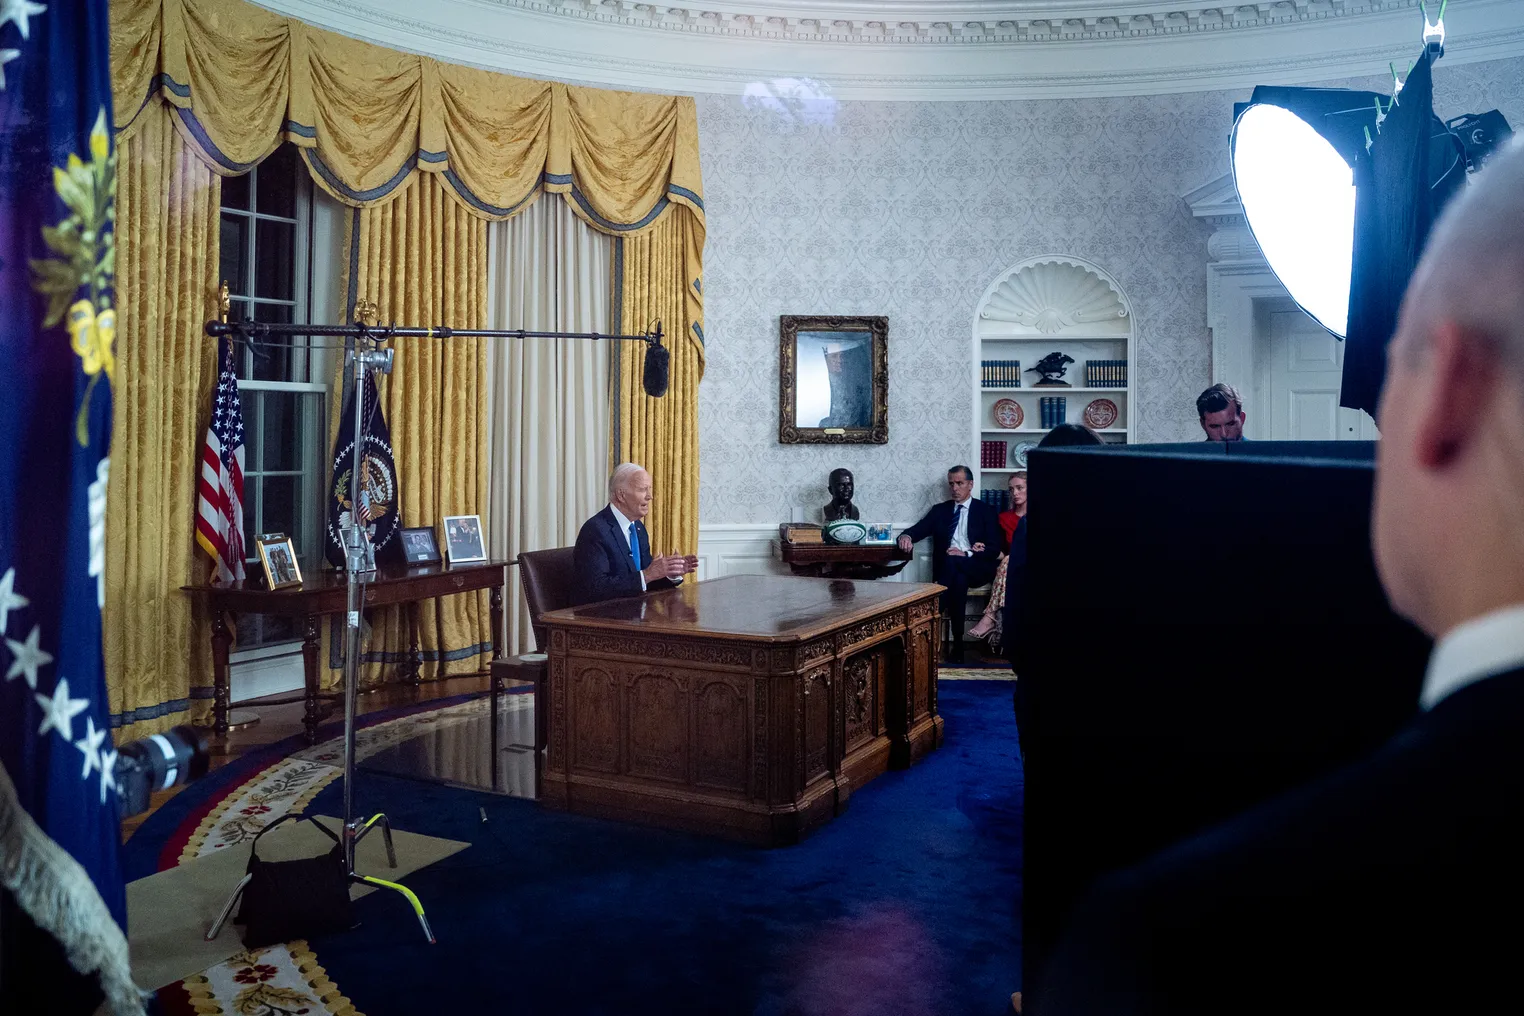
left=258, top=0, right=1524, bottom=100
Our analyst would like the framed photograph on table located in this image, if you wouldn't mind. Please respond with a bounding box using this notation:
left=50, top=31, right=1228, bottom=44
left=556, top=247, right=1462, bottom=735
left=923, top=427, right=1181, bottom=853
left=399, top=526, right=442, bottom=565
left=442, top=514, right=487, bottom=565
left=864, top=523, right=895, bottom=546
left=256, top=535, right=303, bottom=589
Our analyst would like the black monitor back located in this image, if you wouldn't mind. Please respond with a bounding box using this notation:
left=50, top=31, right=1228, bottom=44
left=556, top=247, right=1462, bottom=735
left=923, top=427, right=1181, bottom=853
left=1021, top=441, right=1430, bottom=1003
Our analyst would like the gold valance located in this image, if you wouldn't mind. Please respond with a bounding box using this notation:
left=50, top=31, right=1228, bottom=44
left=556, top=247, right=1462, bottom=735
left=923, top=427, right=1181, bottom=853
left=109, top=0, right=706, bottom=236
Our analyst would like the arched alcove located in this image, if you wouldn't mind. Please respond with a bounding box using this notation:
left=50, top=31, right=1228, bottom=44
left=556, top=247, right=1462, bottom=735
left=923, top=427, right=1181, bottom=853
left=970, top=255, right=1137, bottom=491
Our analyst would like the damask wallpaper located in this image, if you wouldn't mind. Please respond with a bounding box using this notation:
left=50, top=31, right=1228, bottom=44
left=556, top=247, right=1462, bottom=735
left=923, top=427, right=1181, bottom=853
left=694, top=55, right=1524, bottom=525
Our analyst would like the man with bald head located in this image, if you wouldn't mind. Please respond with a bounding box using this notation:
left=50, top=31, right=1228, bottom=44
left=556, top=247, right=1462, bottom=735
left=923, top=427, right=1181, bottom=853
left=572, top=463, right=696, bottom=606
left=1039, top=143, right=1524, bottom=1014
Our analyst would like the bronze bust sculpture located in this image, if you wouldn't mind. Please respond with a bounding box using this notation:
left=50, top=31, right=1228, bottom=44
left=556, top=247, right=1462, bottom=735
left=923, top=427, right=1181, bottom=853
left=822, top=467, right=859, bottom=521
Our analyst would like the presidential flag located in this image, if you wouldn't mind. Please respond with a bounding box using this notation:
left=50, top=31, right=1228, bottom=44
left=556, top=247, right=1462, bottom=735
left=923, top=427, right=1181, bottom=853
left=195, top=335, right=247, bottom=582
left=325, top=367, right=401, bottom=568
left=0, top=0, right=144, bottom=1012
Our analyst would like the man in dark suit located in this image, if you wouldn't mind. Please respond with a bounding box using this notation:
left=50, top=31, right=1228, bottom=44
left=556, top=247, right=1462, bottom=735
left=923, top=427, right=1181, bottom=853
left=572, top=463, right=696, bottom=606
left=898, top=465, right=1001, bottom=663
left=1038, top=143, right=1524, bottom=1015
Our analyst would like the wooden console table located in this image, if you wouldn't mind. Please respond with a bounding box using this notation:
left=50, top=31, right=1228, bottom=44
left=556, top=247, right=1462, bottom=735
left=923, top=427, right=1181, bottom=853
left=776, top=541, right=913, bottom=580
left=540, top=574, right=943, bottom=845
left=184, top=560, right=507, bottom=743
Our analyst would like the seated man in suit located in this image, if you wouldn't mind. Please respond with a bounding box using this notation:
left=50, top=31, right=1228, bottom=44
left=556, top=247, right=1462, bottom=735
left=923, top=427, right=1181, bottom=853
left=1039, top=143, right=1524, bottom=1014
left=897, top=465, right=1001, bottom=663
left=572, top=462, right=696, bottom=606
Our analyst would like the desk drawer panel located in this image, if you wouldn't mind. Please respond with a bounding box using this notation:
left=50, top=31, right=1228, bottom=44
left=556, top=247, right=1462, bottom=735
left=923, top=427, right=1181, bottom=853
left=628, top=671, right=689, bottom=783
left=571, top=665, right=621, bottom=774
left=693, top=678, right=748, bottom=793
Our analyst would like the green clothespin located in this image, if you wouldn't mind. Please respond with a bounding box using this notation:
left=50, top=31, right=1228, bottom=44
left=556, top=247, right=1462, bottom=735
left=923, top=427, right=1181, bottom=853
left=1364, top=125, right=1374, bottom=153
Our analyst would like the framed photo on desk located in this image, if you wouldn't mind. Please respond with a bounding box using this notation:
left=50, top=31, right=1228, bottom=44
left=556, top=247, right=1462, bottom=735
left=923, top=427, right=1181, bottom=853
left=256, top=535, right=303, bottom=589
left=442, top=514, right=487, bottom=565
left=399, top=526, right=442, bottom=565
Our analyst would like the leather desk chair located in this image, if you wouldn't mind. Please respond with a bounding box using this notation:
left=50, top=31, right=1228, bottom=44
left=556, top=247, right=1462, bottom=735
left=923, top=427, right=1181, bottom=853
left=490, top=546, right=576, bottom=758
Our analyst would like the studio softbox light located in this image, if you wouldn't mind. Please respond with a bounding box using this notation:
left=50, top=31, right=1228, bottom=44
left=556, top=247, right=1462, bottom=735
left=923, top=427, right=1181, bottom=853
left=1230, top=50, right=1465, bottom=416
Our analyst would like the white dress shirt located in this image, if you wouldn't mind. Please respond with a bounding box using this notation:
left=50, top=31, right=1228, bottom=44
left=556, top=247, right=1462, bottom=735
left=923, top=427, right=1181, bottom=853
left=1420, top=602, right=1524, bottom=709
left=949, top=496, right=974, bottom=553
left=608, top=503, right=646, bottom=591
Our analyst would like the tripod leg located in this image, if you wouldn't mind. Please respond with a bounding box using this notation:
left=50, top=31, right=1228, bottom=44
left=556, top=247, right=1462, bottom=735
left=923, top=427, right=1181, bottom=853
left=354, top=874, right=435, bottom=944
left=353, top=812, right=398, bottom=868
left=205, top=873, right=253, bottom=941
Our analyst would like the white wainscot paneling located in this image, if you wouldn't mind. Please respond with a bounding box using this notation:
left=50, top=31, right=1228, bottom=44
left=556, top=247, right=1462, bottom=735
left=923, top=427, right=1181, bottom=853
left=229, top=644, right=305, bottom=703
left=696, top=524, right=935, bottom=585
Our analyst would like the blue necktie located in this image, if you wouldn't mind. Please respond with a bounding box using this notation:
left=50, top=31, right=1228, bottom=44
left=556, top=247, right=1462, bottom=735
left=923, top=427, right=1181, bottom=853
left=628, top=522, right=642, bottom=572
left=948, top=503, right=963, bottom=544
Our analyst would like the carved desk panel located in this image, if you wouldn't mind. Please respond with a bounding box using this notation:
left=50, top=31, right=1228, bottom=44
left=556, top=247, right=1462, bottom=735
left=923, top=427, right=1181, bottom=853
left=540, top=575, right=944, bottom=846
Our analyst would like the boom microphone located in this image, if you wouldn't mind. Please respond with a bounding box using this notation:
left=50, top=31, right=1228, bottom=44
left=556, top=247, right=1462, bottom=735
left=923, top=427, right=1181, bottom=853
left=642, top=322, right=670, bottom=398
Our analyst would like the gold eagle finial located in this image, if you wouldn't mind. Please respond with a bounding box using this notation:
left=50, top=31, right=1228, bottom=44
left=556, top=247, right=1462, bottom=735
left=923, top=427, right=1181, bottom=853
left=353, top=298, right=380, bottom=327
left=217, top=280, right=230, bottom=324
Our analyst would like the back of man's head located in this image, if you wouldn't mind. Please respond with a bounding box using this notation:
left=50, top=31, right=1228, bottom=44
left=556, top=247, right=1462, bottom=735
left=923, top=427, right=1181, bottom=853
left=1373, top=139, right=1524, bottom=635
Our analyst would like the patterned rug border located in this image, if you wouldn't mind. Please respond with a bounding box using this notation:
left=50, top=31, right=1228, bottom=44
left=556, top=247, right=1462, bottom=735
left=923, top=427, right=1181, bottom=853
left=124, top=689, right=527, bottom=878
left=138, top=691, right=532, bottom=1016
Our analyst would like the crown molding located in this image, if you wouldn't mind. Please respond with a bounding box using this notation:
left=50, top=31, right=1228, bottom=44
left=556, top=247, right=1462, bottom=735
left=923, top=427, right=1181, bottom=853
left=257, top=0, right=1524, bottom=100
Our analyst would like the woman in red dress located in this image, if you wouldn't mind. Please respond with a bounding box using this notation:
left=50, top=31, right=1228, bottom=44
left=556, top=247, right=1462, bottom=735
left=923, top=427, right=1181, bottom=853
left=968, top=470, right=1026, bottom=643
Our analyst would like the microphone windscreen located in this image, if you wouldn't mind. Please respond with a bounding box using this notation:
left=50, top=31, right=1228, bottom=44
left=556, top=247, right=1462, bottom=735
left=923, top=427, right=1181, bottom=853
left=643, top=342, right=671, bottom=398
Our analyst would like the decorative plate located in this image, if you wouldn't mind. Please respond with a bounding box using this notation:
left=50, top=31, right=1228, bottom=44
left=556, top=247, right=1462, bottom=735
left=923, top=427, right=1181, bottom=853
left=1083, top=398, right=1119, bottom=430
left=1012, top=441, right=1039, bottom=467
left=823, top=519, right=868, bottom=545
left=993, top=398, right=1023, bottom=429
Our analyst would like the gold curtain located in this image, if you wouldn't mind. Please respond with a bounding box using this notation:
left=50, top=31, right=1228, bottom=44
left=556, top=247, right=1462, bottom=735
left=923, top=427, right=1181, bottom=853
left=106, top=100, right=220, bottom=738
left=615, top=210, right=705, bottom=552
left=339, top=175, right=492, bottom=683
left=106, top=0, right=704, bottom=712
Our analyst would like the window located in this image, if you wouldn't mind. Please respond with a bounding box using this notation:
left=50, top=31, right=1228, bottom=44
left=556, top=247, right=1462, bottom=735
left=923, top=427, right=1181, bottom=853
left=219, top=145, right=327, bottom=648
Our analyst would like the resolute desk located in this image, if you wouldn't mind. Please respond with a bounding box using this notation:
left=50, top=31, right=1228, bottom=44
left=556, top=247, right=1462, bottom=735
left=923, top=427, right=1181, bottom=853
left=539, top=574, right=944, bottom=845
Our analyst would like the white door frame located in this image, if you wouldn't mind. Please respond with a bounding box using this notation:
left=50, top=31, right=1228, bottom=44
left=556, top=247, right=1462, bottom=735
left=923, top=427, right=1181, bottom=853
left=1185, top=173, right=1291, bottom=442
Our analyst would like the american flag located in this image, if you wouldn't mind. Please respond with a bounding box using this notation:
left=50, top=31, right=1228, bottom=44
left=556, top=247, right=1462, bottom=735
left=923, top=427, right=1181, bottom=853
left=195, top=335, right=247, bottom=582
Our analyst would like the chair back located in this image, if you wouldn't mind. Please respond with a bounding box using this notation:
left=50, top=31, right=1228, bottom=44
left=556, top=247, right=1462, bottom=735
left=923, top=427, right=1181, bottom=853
left=518, top=547, right=577, bottom=651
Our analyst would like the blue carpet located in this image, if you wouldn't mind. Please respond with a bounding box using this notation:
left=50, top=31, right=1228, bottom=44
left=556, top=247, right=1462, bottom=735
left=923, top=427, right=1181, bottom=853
left=303, top=680, right=1023, bottom=1016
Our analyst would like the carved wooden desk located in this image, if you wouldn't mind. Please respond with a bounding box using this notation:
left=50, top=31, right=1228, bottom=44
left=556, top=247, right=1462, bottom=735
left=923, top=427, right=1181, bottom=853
left=540, top=574, right=943, bottom=845
left=776, top=541, right=914, bottom=580
left=184, top=561, right=507, bottom=743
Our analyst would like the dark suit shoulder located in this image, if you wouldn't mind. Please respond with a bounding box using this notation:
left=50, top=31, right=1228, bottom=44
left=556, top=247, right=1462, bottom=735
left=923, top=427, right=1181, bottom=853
left=1043, top=668, right=1524, bottom=1014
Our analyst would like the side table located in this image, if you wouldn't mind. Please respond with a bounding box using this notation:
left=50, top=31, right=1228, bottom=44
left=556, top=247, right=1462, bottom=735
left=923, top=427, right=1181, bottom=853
left=184, top=560, right=507, bottom=744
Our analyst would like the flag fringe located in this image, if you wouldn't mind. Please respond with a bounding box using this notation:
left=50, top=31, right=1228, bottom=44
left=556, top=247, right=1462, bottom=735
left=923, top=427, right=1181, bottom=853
left=0, top=762, right=147, bottom=1016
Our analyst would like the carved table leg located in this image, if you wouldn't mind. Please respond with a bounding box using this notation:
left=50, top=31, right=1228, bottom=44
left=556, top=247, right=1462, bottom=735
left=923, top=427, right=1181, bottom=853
left=302, top=614, right=322, bottom=745
left=490, top=582, right=504, bottom=663
left=399, top=602, right=422, bottom=688
left=211, top=609, right=232, bottom=737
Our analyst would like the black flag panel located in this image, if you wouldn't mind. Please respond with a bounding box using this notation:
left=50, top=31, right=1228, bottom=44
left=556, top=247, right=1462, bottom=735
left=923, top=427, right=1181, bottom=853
left=1341, top=50, right=1462, bottom=416
left=325, top=370, right=402, bottom=568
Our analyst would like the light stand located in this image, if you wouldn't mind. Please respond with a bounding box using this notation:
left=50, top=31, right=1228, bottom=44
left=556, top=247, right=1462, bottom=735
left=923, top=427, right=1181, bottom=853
left=203, top=291, right=666, bottom=947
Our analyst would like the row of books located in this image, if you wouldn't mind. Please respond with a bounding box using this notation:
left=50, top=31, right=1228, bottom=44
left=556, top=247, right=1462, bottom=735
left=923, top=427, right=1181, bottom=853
left=979, top=488, right=1015, bottom=512
left=1084, top=360, right=1128, bottom=387
left=980, top=361, right=1022, bottom=388
left=979, top=439, right=1008, bottom=469
left=1039, top=396, right=1068, bottom=429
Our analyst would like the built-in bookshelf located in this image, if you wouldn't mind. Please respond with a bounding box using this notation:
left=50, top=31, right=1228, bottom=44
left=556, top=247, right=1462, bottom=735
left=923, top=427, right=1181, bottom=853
left=972, top=256, right=1136, bottom=480
left=960, top=256, right=1138, bottom=635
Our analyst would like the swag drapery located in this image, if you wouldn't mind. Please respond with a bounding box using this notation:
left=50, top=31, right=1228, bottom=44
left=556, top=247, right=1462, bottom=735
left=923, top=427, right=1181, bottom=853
left=106, top=0, right=705, bottom=730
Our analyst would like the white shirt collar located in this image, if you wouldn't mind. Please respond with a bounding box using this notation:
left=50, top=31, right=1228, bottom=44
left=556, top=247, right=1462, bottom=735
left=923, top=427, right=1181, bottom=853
left=608, top=503, right=637, bottom=534
left=1420, top=602, right=1524, bottom=709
